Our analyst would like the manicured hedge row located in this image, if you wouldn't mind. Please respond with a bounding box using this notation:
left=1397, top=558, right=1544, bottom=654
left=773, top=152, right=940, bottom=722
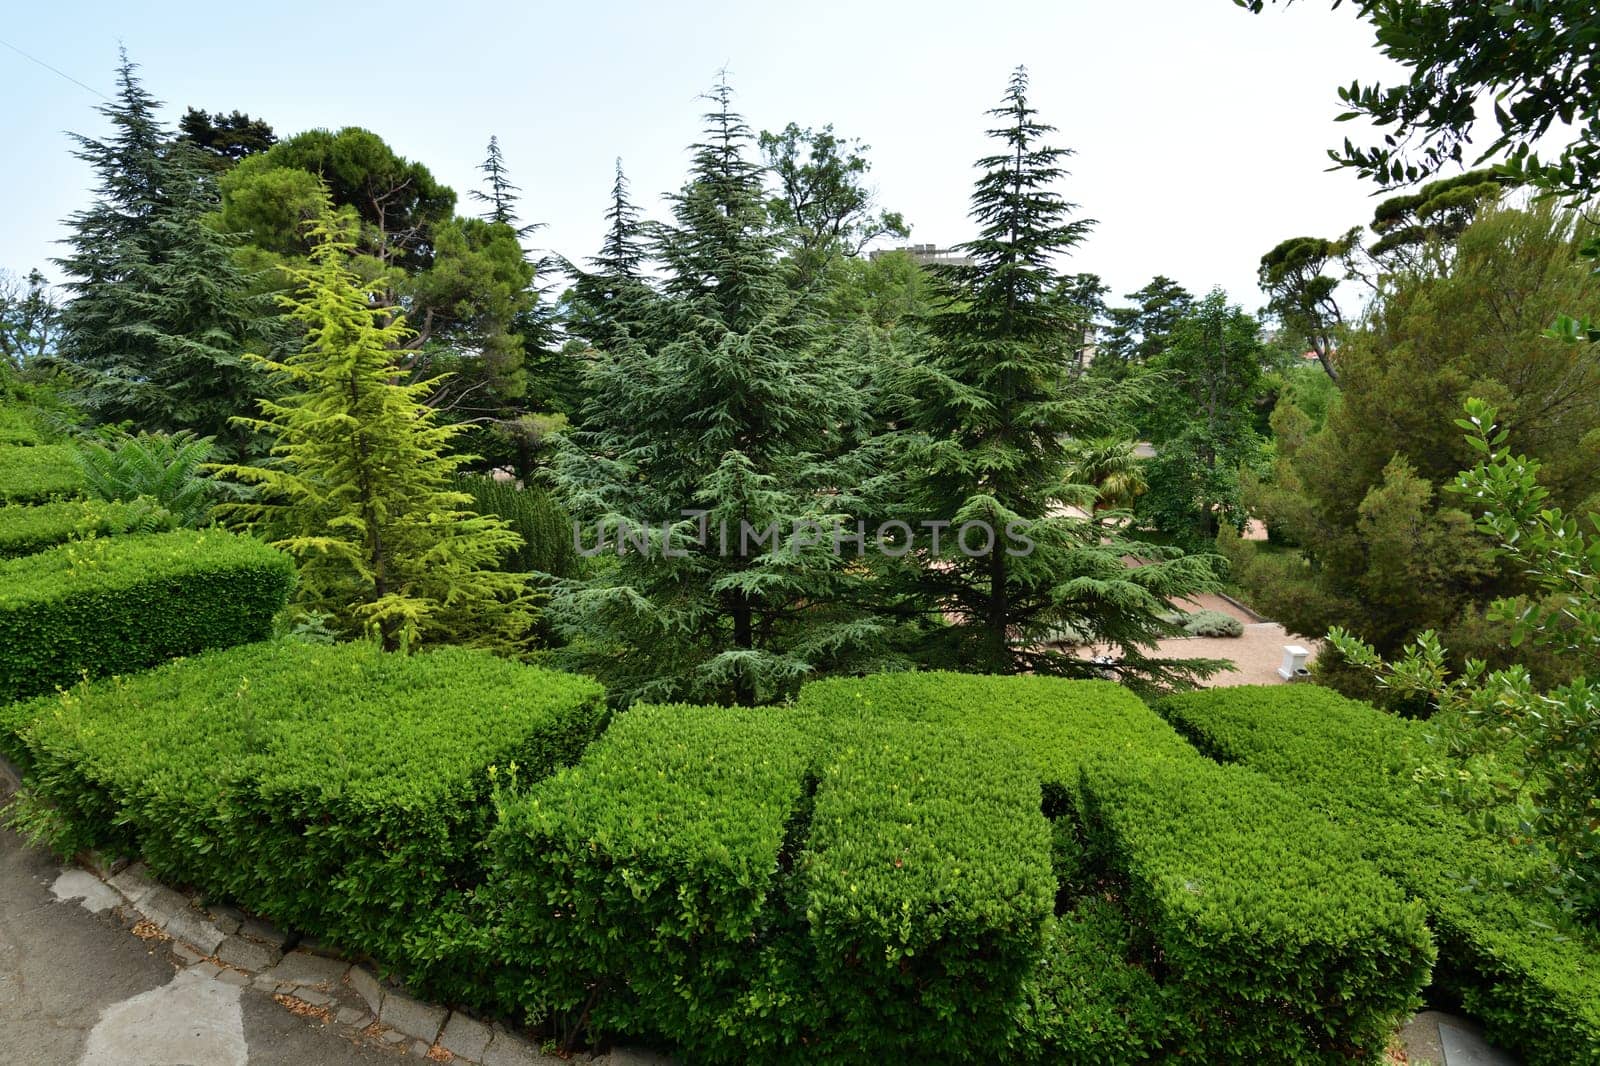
left=0, top=529, right=294, bottom=703
left=0, top=499, right=166, bottom=558
left=799, top=719, right=1054, bottom=1062
left=486, top=702, right=1056, bottom=1063
left=1010, top=897, right=1169, bottom=1065
left=12, top=640, right=608, bottom=985
left=0, top=443, right=83, bottom=503
left=0, top=406, right=43, bottom=446
left=1156, top=685, right=1600, bottom=1066
left=798, top=674, right=1435, bottom=1064
left=484, top=703, right=819, bottom=1058
left=1083, top=756, right=1432, bottom=1061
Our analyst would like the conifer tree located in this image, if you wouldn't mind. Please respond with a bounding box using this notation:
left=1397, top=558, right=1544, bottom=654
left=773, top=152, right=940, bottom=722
left=901, top=67, right=1220, bottom=688
left=54, top=52, right=270, bottom=459
left=216, top=212, right=536, bottom=653
left=564, top=158, right=656, bottom=356
left=472, top=135, right=518, bottom=224
left=551, top=79, right=899, bottom=705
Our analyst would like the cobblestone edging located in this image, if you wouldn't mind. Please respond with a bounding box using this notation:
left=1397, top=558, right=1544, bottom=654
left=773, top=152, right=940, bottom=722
left=76, top=851, right=671, bottom=1066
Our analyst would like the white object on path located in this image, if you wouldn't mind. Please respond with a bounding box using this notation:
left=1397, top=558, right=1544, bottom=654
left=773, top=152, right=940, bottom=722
left=1278, top=644, right=1310, bottom=681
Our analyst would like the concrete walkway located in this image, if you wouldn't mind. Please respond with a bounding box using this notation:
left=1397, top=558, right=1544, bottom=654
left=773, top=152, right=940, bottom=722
left=0, top=826, right=398, bottom=1065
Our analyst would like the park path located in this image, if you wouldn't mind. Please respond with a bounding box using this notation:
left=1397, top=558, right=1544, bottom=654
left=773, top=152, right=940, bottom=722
left=0, top=826, right=397, bottom=1066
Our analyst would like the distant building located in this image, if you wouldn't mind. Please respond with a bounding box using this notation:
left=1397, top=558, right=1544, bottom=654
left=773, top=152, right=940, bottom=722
left=869, top=243, right=976, bottom=269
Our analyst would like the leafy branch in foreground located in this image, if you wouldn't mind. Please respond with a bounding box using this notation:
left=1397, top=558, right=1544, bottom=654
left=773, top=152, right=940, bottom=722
left=1328, top=397, right=1600, bottom=923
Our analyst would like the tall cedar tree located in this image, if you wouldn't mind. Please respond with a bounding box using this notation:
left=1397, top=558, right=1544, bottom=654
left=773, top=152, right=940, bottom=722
left=563, top=158, right=657, bottom=357
left=550, top=80, right=899, bottom=706
left=215, top=213, right=535, bottom=653
left=903, top=68, right=1221, bottom=688
left=54, top=53, right=270, bottom=460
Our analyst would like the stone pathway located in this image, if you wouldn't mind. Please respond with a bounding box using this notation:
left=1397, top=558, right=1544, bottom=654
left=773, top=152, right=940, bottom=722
left=1401, top=1010, right=1521, bottom=1065
left=1, top=824, right=669, bottom=1065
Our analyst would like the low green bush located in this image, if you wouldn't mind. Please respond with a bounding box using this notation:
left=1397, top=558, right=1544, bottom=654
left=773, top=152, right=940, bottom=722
left=0, top=499, right=172, bottom=558
left=0, top=443, right=83, bottom=503
left=1178, top=608, right=1244, bottom=638
left=1010, top=898, right=1170, bottom=1065
left=484, top=703, right=817, bottom=1057
left=0, top=406, right=43, bottom=446
left=12, top=640, right=607, bottom=988
left=0, top=529, right=294, bottom=703
left=485, top=702, right=1056, bottom=1064
left=798, top=673, right=1435, bottom=1064
left=1156, top=685, right=1600, bottom=1066
left=799, top=719, right=1054, bottom=1062
left=1082, top=756, right=1432, bottom=1060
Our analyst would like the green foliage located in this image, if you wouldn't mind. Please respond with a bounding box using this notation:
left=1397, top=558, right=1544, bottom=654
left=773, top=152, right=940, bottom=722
left=1094, top=275, right=1193, bottom=373
left=1065, top=437, right=1146, bottom=512
left=1368, top=168, right=1512, bottom=261
left=216, top=215, right=535, bottom=653
left=74, top=430, right=217, bottom=527
left=1238, top=204, right=1600, bottom=657
left=798, top=673, right=1433, bottom=1063
left=758, top=122, right=908, bottom=279
left=799, top=719, right=1054, bottom=1062
left=0, top=499, right=172, bottom=558
left=456, top=474, right=578, bottom=578
left=1258, top=232, right=1350, bottom=382
left=1173, top=608, right=1243, bottom=638
left=0, top=405, right=43, bottom=446
left=1329, top=397, right=1600, bottom=923
left=0, top=443, right=84, bottom=503
left=217, top=125, right=538, bottom=414
left=0, top=529, right=293, bottom=703
left=481, top=703, right=818, bottom=1056
left=550, top=79, right=900, bottom=705
left=1157, top=684, right=1600, bottom=1065
left=1137, top=291, right=1266, bottom=544
left=53, top=54, right=274, bottom=460
left=176, top=107, right=276, bottom=172
left=0, top=268, right=60, bottom=371
left=8, top=641, right=606, bottom=994
left=897, top=69, right=1220, bottom=686
left=1009, top=897, right=1169, bottom=1064
left=1242, top=0, right=1600, bottom=202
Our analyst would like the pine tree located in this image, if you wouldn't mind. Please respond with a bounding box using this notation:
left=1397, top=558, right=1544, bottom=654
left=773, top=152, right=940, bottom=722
left=470, top=135, right=541, bottom=239
left=901, top=67, right=1220, bottom=688
left=54, top=52, right=270, bottom=460
left=216, top=212, right=536, bottom=653
left=564, top=158, right=656, bottom=356
left=596, top=158, right=648, bottom=280
left=550, top=79, right=900, bottom=705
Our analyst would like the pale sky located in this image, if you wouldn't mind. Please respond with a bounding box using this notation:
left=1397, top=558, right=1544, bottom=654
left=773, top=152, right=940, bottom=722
left=2, top=0, right=1416, bottom=312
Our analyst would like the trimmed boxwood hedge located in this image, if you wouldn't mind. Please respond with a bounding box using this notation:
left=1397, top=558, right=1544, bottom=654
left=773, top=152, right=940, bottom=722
left=799, top=719, right=1054, bottom=1062
left=0, top=529, right=294, bottom=703
left=0, top=406, right=44, bottom=446
left=0, top=443, right=83, bottom=503
left=0, top=499, right=167, bottom=558
left=1156, top=685, right=1600, bottom=1066
left=484, top=703, right=1055, bottom=1064
left=484, top=703, right=819, bottom=1058
left=798, top=674, right=1435, bottom=1064
left=11, top=640, right=608, bottom=987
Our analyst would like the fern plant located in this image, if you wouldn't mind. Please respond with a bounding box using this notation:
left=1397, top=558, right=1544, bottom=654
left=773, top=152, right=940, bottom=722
left=75, top=430, right=218, bottom=527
